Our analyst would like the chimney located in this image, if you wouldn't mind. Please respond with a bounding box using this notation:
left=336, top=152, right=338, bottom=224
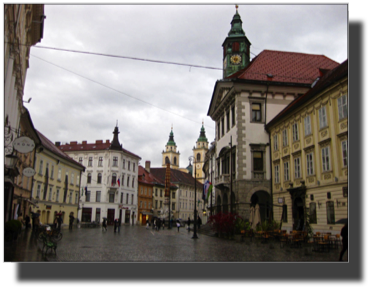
left=106, top=140, right=110, bottom=144
left=70, top=141, right=77, bottom=145
left=82, top=141, right=87, bottom=145
left=95, top=140, right=103, bottom=144
left=145, top=161, right=151, bottom=173
left=55, top=142, right=61, bottom=147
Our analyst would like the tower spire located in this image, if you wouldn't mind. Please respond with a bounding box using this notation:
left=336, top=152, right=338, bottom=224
left=110, top=124, right=122, bottom=150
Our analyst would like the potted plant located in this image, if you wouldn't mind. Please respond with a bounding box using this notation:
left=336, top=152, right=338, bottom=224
left=208, top=212, right=241, bottom=239
left=5, top=220, right=22, bottom=241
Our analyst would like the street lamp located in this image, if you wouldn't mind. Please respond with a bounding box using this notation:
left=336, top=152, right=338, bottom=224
left=188, top=156, right=198, bottom=239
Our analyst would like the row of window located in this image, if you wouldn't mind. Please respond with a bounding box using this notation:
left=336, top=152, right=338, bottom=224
left=38, top=160, right=80, bottom=185
left=79, top=156, right=136, bottom=171
left=217, top=104, right=236, bottom=139
left=139, top=200, right=153, bottom=210
left=273, top=95, right=348, bottom=151
left=274, top=141, right=347, bottom=183
left=280, top=201, right=335, bottom=224
left=86, top=172, right=135, bottom=188
left=85, top=190, right=134, bottom=205
left=35, top=183, right=78, bottom=204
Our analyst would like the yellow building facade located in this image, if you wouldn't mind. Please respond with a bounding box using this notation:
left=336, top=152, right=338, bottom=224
left=30, top=131, right=85, bottom=226
left=266, top=60, right=348, bottom=233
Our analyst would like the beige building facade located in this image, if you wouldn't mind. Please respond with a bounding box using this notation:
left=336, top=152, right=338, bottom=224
left=266, top=60, right=348, bottom=233
left=31, top=131, right=85, bottom=226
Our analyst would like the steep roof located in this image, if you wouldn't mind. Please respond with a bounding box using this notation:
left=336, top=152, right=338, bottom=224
left=36, top=130, right=85, bottom=170
left=227, top=50, right=340, bottom=85
left=138, top=165, right=165, bottom=186
left=150, top=167, right=203, bottom=188
left=266, top=59, right=348, bottom=129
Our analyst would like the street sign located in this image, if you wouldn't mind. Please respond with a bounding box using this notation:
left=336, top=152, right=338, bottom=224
left=23, top=167, right=36, bottom=177
left=13, top=136, right=35, bottom=153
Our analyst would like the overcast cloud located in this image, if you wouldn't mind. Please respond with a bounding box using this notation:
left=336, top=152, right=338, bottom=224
left=23, top=4, right=348, bottom=168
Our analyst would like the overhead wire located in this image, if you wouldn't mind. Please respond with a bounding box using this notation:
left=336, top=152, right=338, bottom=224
left=30, top=54, right=215, bottom=129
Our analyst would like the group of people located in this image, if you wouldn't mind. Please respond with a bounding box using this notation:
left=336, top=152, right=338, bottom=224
left=186, top=216, right=202, bottom=232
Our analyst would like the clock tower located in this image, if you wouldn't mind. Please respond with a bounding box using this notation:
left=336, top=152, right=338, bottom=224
left=222, top=5, right=251, bottom=79
left=192, top=122, right=209, bottom=184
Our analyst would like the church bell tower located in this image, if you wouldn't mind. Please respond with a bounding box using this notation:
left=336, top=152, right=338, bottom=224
left=162, top=126, right=180, bottom=169
left=222, top=5, right=251, bottom=79
left=192, top=122, right=209, bottom=184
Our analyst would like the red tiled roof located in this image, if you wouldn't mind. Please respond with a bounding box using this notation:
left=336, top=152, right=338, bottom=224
left=59, top=140, right=141, bottom=160
left=138, top=166, right=163, bottom=186
left=266, top=59, right=348, bottom=128
left=227, top=50, right=340, bottom=84
left=150, top=167, right=203, bottom=188
left=36, top=130, right=85, bottom=170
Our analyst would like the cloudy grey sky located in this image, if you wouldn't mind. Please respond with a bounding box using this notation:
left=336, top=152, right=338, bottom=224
left=23, top=3, right=347, bottom=168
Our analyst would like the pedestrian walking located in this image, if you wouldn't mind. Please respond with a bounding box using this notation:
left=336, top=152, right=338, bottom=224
left=176, top=220, right=180, bottom=232
left=118, top=218, right=121, bottom=233
left=187, top=217, right=191, bottom=232
left=53, top=216, right=58, bottom=230
left=339, top=223, right=348, bottom=261
left=153, top=219, right=156, bottom=230
left=102, top=218, right=107, bottom=231
left=157, top=218, right=161, bottom=231
left=57, top=215, right=63, bottom=231
left=162, top=219, right=165, bottom=229
left=25, top=214, right=30, bottom=229
left=114, top=219, right=118, bottom=232
left=197, top=215, right=202, bottom=230
left=69, top=213, right=75, bottom=230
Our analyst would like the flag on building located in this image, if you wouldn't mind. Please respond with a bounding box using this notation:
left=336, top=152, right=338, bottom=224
left=117, top=178, right=120, bottom=187
left=203, top=180, right=211, bottom=200
left=207, top=183, right=213, bottom=200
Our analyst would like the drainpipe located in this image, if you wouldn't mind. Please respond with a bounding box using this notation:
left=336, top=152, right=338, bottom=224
left=264, top=75, right=273, bottom=220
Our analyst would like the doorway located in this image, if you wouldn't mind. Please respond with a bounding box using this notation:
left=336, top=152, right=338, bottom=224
left=293, top=197, right=304, bottom=231
left=107, top=209, right=115, bottom=225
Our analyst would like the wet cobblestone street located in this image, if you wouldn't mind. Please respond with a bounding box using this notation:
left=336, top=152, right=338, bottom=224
left=4, top=225, right=347, bottom=262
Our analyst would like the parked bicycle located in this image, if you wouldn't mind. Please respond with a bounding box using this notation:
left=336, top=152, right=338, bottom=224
left=38, top=225, right=63, bottom=242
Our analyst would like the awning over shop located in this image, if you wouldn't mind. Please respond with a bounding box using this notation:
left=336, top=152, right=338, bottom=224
left=141, top=211, right=154, bottom=216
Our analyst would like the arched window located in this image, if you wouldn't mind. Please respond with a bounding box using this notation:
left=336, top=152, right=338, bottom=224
left=197, top=153, right=201, bottom=162
left=174, top=157, right=177, bottom=165
left=165, top=156, right=170, bottom=164
left=97, top=173, right=102, bottom=184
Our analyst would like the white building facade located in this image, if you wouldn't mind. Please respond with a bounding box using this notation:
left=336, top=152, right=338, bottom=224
left=59, top=126, right=141, bottom=225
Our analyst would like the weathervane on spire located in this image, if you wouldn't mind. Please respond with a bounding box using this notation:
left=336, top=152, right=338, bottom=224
left=236, top=4, right=239, bottom=12
left=171, top=124, right=173, bottom=130
left=116, top=120, right=118, bottom=127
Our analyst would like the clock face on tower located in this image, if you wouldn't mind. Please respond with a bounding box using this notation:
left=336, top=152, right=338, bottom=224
left=230, top=54, right=242, bottom=65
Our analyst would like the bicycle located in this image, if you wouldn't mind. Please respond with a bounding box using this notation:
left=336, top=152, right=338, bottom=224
left=38, top=225, right=63, bottom=242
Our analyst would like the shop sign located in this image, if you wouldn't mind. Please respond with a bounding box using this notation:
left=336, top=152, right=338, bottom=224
left=13, top=136, right=35, bottom=153
left=46, top=205, right=52, bottom=210
left=23, top=167, right=36, bottom=177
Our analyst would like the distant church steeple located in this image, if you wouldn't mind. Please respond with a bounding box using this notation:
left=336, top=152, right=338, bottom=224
left=162, top=125, right=180, bottom=169
left=192, top=121, right=209, bottom=184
